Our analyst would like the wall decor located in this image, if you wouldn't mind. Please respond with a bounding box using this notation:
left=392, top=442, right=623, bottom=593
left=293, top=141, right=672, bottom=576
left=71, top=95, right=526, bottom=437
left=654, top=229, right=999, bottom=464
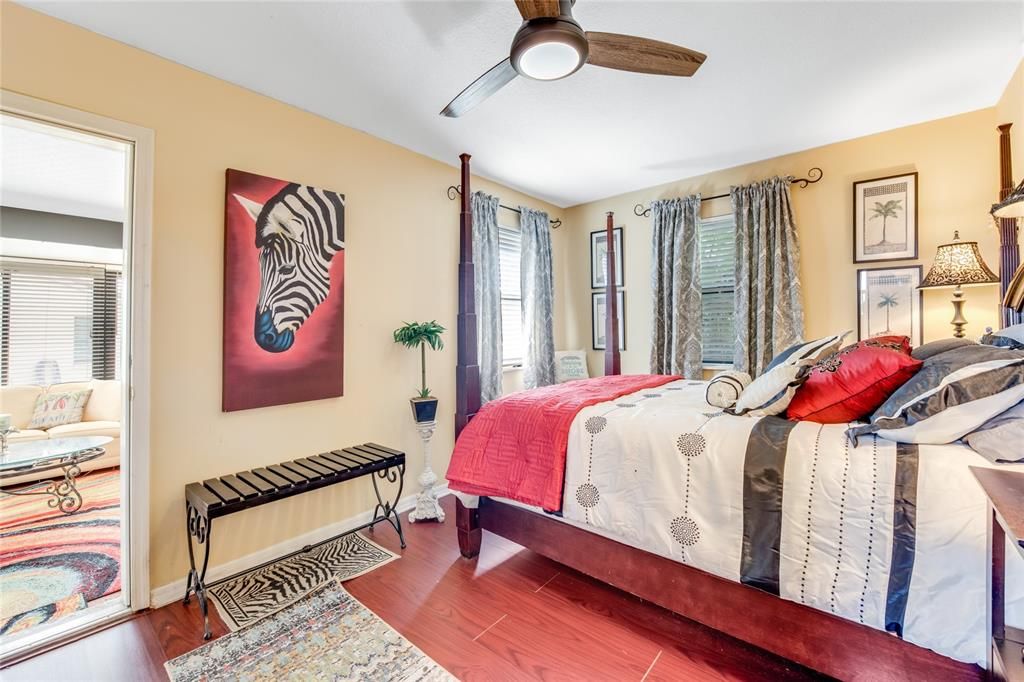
left=592, top=290, right=626, bottom=351
left=223, top=169, right=346, bottom=411
left=590, top=226, right=624, bottom=289
left=856, top=265, right=922, bottom=347
left=853, top=172, right=918, bottom=263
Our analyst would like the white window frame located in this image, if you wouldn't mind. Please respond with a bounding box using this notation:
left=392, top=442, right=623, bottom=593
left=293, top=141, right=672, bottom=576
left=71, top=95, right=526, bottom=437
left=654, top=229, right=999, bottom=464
left=0, top=91, right=154, bottom=662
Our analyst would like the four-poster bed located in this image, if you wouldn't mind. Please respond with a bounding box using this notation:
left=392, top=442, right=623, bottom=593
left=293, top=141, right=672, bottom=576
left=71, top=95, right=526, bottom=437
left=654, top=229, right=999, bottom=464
left=449, top=153, right=984, bottom=680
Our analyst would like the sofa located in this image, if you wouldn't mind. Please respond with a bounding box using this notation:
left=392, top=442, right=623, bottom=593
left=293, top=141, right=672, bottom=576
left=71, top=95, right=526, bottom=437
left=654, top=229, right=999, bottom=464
left=1, top=380, right=121, bottom=486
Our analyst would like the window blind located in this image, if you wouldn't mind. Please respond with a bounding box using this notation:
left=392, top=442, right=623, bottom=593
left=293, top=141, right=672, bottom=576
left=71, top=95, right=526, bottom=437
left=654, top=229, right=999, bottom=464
left=1, top=258, right=122, bottom=386
left=699, top=216, right=736, bottom=364
left=498, top=226, right=524, bottom=366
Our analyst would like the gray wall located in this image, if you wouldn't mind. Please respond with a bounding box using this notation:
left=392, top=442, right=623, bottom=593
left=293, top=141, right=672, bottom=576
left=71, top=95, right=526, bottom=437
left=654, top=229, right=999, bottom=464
left=0, top=206, right=123, bottom=249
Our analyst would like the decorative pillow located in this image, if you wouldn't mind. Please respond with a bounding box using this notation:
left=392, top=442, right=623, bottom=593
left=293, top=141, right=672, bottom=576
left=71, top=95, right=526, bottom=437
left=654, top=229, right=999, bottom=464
left=787, top=345, right=922, bottom=423
left=980, top=332, right=1024, bottom=350
left=911, top=337, right=976, bottom=361
left=706, top=371, right=752, bottom=408
left=841, top=335, right=911, bottom=356
left=554, top=350, right=590, bottom=383
left=991, top=323, right=1024, bottom=344
left=727, top=361, right=814, bottom=417
left=964, top=401, right=1024, bottom=464
left=27, top=389, right=93, bottom=430
left=847, top=345, right=1024, bottom=445
left=764, top=332, right=849, bottom=374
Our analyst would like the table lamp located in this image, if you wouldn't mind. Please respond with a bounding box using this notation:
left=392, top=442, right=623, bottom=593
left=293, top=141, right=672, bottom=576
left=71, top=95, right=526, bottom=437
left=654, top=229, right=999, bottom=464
left=992, top=178, right=1024, bottom=313
left=919, top=231, right=999, bottom=338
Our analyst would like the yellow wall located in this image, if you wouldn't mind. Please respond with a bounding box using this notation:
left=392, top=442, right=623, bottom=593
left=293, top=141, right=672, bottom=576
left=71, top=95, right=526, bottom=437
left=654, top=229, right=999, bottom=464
left=996, top=59, right=1024, bottom=180
left=0, top=3, right=565, bottom=589
left=562, top=108, right=1008, bottom=375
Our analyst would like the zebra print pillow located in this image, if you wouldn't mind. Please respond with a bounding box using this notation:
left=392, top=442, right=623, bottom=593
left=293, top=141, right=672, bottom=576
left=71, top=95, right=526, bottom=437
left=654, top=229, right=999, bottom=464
left=705, top=371, right=751, bottom=408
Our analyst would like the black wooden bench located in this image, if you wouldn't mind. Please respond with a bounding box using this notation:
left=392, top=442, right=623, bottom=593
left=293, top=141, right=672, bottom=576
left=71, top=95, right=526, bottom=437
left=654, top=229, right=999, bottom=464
left=182, top=443, right=405, bottom=639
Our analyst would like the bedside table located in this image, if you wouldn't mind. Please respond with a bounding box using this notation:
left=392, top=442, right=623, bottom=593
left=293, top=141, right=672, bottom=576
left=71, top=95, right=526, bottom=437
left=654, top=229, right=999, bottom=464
left=971, top=467, right=1024, bottom=682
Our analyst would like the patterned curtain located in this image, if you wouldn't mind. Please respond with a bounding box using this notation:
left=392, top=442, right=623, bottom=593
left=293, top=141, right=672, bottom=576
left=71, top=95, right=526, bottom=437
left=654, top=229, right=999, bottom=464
left=649, top=195, right=703, bottom=378
left=731, top=177, right=805, bottom=376
left=472, top=191, right=503, bottom=403
left=520, top=206, right=556, bottom=389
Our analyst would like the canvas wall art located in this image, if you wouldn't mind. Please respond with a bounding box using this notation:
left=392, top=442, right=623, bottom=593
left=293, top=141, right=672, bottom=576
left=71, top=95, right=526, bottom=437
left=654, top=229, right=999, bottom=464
left=223, top=169, right=345, bottom=411
left=856, top=265, right=922, bottom=347
left=853, top=172, right=918, bottom=263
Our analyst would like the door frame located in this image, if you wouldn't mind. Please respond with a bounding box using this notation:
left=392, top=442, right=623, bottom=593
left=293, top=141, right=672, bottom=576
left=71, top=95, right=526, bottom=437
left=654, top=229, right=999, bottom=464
left=0, top=90, right=153, bottom=656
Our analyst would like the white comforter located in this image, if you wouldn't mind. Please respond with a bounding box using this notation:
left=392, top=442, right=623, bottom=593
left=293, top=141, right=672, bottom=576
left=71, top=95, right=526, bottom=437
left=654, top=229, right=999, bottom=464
left=551, top=378, right=1024, bottom=667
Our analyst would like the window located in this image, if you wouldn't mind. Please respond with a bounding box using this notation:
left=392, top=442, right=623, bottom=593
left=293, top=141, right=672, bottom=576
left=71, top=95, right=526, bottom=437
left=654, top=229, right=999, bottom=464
left=1, top=258, right=122, bottom=386
left=498, top=225, right=524, bottom=367
left=699, top=215, right=736, bottom=365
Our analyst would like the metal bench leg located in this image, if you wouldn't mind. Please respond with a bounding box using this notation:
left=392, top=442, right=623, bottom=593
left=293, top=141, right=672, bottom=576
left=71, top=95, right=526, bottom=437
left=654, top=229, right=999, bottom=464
left=183, top=501, right=213, bottom=640
left=369, top=463, right=406, bottom=548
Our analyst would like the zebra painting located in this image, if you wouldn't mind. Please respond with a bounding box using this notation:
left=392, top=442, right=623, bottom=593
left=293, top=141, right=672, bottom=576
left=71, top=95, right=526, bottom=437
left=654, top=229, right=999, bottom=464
left=233, top=184, right=345, bottom=353
left=223, top=169, right=346, bottom=412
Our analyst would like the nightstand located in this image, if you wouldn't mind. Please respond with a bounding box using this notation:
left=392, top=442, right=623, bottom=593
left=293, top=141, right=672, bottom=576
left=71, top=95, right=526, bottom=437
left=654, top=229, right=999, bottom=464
left=971, top=467, right=1024, bottom=682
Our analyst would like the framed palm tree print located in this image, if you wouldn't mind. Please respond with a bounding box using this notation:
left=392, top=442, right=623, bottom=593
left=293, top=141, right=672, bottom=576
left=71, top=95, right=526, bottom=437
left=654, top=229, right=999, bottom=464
left=857, top=265, right=922, bottom=347
left=853, top=172, right=918, bottom=262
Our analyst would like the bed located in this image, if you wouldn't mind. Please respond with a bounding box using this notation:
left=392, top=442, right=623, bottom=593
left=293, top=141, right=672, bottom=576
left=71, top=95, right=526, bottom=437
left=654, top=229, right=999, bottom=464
left=446, top=153, right=1023, bottom=680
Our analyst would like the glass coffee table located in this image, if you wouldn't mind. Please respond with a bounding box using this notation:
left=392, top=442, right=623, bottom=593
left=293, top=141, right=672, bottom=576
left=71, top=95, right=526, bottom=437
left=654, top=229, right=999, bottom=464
left=0, top=436, right=112, bottom=514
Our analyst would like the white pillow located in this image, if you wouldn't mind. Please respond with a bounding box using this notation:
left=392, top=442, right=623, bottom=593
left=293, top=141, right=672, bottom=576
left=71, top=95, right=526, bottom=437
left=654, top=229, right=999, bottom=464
left=763, top=331, right=849, bottom=373
left=554, top=350, right=590, bottom=383
left=727, top=361, right=814, bottom=417
left=705, top=371, right=751, bottom=408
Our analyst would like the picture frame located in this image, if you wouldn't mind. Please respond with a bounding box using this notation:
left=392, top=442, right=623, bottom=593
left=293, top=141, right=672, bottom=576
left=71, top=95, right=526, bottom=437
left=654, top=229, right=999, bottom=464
left=590, top=227, right=624, bottom=289
left=853, top=172, right=918, bottom=263
left=592, top=290, right=626, bottom=351
left=856, top=265, right=923, bottom=347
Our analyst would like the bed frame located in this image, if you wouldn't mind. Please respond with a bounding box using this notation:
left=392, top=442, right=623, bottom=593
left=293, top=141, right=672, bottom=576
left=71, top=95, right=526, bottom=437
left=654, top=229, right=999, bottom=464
left=450, top=153, right=982, bottom=680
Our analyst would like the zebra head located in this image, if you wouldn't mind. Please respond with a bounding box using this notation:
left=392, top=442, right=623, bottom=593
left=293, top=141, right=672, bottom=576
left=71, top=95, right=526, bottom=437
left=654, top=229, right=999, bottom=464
left=234, top=183, right=345, bottom=353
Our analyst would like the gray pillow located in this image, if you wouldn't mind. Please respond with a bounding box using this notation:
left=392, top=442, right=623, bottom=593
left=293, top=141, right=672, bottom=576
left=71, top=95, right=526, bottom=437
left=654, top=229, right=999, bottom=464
left=964, top=401, right=1024, bottom=464
left=994, top=323, right=1024, bottom=344
left=911, top=337, right=976, bottom=361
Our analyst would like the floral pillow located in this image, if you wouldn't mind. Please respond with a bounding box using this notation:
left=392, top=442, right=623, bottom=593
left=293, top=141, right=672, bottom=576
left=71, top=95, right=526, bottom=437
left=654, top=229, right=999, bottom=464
left=27, top=389, right=93, bottom=430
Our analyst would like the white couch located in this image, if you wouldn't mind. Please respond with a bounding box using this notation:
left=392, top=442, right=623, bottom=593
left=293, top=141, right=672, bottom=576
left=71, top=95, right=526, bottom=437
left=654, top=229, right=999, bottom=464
left=1, top=380, right=121, bottom=486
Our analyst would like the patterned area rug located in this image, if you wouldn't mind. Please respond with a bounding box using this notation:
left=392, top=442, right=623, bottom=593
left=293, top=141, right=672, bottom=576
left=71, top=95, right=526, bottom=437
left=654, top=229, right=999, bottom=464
left=0, top=467, right=121, bottom=622
left=208, top=532, right=399, bottom=631
left=0, top=593, right=86, bottom=636
left=167, top=578, right=453, bottom=681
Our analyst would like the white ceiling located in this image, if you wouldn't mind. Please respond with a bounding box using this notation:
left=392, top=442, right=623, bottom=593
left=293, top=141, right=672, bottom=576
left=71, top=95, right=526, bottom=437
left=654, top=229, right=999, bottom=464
left=0, top=114, right=128, bottom=222
left=23, top=1, right=1024, bottom=208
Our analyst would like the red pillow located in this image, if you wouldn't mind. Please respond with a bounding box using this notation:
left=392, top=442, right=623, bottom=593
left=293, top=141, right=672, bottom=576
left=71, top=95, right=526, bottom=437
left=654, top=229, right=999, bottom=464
left=787, top=345, right=922, bottom=423
left=840, top=335, right=912, bottom=355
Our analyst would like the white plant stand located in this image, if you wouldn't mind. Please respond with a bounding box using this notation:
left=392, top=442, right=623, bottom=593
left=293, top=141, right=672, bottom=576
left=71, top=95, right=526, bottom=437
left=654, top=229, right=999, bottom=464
left=408, top=420, right=445, bottom=523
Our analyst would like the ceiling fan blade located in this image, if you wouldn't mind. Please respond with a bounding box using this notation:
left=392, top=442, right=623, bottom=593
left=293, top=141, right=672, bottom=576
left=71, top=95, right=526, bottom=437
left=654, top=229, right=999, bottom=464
left=440, top=58, right=518, bottom=118
left=514, top=0, right=561, bottom=20
left=585, top=32, right=706, bottom=77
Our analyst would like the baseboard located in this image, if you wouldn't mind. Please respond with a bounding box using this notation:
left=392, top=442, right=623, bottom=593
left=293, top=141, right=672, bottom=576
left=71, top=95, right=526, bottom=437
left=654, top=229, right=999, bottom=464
left=150, top=485, right=449, bottom=608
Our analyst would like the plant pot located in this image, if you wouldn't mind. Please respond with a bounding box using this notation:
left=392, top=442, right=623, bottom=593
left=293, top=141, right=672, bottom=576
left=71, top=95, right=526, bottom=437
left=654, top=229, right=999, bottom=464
left=410, top=397, right=439, bottom=424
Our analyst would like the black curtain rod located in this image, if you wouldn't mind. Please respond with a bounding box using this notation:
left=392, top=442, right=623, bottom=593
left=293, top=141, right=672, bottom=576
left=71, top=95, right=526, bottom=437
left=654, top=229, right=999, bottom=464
left=632, top=167, right=824, bottom=218
left=447, top=185, right=562, bottom=229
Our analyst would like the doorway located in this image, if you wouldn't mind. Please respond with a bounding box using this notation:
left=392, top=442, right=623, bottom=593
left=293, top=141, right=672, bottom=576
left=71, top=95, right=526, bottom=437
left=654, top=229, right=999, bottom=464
left=0, top=93, right=152, bottom=662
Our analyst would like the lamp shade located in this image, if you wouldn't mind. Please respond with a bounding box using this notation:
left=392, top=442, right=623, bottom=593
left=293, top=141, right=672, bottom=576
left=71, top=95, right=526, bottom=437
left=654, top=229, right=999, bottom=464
left=919, top=231, right=999, bottom=289
left=1005, top=262, right=1024, bottom=312
left=992, top=178, right=1024, bottom=218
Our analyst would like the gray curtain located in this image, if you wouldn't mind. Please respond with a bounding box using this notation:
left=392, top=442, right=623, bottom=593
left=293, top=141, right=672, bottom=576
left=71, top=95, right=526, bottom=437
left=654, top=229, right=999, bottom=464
left=472, top=191, right=503, bottom=403
left=731, top=176, right=805, bottom=376
left=519, top=206, right=556, bottom=389
left=649, top=195, right=703, bottom=378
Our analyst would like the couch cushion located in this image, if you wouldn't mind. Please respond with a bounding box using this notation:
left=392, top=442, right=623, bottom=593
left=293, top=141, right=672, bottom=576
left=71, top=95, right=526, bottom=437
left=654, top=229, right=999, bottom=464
left=83, top=380, right=121, bottom=423
left=8, top=429, right=48, bottom=443
left=0, top=386, right=44, bottom=429
left=46, top=421, right=120, bottom=439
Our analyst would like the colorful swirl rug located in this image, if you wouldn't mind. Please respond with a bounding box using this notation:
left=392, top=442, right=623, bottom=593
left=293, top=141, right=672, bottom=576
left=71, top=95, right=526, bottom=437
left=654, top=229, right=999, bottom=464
left=0, top=467, right=121, bottom=629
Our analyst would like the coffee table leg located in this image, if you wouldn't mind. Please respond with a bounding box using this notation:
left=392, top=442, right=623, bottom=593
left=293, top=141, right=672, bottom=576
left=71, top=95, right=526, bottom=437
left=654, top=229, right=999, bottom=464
left=50, top=464, right=84, bottom=514
left=184, top=501, right=213, bottom=640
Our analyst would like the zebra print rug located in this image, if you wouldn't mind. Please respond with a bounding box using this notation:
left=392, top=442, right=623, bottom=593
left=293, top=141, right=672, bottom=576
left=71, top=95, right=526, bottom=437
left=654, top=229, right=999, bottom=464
left=207, top=532, right=398, bottom=631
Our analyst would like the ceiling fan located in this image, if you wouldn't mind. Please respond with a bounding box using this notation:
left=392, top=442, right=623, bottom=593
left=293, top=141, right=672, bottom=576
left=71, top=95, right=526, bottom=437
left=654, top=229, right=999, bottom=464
left=440, top=0, right=706, bottom=117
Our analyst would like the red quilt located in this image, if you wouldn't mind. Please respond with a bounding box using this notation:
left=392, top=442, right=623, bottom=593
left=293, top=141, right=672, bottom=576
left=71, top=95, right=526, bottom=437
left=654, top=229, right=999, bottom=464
left=446, top=375, right=679, bottom=510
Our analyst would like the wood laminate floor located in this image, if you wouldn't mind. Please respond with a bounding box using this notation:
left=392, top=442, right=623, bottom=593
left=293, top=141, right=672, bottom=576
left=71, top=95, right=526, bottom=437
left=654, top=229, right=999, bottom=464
left=4, top=496, right=823, bottom=681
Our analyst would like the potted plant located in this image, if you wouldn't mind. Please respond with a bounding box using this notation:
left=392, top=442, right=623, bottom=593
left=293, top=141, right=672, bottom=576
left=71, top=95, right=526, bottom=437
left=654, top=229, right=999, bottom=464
left=393, top=320, right=445, bottom=423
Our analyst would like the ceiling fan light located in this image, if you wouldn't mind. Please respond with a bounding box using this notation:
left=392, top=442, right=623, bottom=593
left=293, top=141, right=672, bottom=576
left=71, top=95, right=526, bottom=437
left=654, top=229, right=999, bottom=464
left=518, top=41, right=581, bottom=80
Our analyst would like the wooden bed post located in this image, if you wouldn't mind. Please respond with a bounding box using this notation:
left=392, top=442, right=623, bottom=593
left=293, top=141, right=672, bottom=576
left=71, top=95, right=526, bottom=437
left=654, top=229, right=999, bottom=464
left=997, top=123, right=1023, bottom=327
left=455, top=153, right=481, bottom=438
left=604, top=211, right=621, bottom=375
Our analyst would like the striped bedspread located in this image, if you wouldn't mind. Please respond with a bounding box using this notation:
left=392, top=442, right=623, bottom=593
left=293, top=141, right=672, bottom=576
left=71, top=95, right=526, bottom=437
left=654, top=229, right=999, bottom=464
left=552, top=378, right=1024, bottom=667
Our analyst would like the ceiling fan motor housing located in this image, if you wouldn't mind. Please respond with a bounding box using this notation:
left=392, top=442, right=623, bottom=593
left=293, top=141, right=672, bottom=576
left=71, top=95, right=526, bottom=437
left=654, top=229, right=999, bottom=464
left=510, top=18, right=590, bottom=80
